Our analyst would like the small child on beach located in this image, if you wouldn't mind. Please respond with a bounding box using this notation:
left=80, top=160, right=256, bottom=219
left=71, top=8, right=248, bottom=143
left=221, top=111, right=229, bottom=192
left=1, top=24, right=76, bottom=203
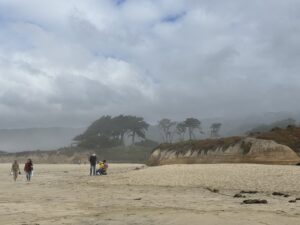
left=11, top=160, right=20, bottom=181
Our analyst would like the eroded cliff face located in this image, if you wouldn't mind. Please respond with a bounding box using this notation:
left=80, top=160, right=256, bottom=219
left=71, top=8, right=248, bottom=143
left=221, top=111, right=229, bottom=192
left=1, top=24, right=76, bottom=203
left=149, top=138, right=300, bottom=166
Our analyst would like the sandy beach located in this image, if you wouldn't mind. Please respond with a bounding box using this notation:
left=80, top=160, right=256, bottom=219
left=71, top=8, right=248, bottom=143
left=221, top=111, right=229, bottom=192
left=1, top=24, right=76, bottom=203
left=0, top=163, right=299, bottom=225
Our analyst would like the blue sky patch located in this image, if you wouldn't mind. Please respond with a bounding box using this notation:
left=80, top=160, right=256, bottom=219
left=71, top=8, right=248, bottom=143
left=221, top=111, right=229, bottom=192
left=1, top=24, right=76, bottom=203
left=113, top=0, right=126, bottom=6
left=162, top=12, right=186, bottom=23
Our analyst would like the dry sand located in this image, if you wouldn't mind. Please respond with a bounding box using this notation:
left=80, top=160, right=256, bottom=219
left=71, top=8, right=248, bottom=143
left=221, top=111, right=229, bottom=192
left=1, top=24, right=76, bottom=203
left=0, top=163, right=299, bottom=225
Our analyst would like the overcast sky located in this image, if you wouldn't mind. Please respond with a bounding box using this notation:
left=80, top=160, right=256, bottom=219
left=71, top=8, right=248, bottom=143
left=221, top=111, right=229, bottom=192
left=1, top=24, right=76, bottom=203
left=0, top=0, right=300, bottom=128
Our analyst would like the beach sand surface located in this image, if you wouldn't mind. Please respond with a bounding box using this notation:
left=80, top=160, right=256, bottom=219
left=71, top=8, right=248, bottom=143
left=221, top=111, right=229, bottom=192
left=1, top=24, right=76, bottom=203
left=0, top=163, right=299, bottom=225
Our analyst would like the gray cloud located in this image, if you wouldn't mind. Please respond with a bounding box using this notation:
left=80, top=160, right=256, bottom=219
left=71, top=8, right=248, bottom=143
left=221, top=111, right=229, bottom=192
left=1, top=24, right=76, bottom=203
left=0, top=0, right=300, bottom=128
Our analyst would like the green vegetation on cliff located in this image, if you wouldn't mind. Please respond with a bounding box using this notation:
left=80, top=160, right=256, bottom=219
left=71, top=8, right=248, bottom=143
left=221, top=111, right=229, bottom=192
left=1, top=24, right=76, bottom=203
left=254, top=125, right=300, bottom=155
left=158, top=136, right=242, bottom=155
left=155, top=125, right=300, bottom=157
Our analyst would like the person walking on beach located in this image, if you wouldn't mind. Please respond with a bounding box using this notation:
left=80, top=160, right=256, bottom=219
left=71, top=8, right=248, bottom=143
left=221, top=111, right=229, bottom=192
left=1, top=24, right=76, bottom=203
left=24, top=159, right=33, bottom=181
left=89, top=153, right=97, bottom=176
left=11, top=160, right=20, bottom=181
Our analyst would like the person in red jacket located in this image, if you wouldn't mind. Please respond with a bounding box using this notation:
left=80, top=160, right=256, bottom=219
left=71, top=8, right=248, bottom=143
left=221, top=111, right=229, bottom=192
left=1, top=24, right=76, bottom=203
left=24, top=159, right=33, bottom=181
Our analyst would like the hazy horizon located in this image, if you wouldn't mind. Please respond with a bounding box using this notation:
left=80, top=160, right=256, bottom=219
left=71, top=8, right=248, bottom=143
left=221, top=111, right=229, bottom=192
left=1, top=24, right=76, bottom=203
left=0, top=110, right=299, bottom=152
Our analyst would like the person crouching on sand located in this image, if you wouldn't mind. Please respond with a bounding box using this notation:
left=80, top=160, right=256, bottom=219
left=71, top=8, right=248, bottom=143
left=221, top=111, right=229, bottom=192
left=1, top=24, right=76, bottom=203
left=96, top=160, right=108, bottom=175
left=24, top=159, right=33, bottom=182
left=11, top=160, right=20, bottom=181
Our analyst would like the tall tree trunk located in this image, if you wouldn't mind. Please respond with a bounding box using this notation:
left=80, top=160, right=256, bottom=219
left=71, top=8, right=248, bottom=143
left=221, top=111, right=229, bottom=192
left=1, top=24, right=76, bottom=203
left=164, top=129, right=168, bottom=143
left=189, top=128, right=192, bottom=140
left=120, top=132, right=125, bottom=146
left=131, top=131, right=136, bottom=145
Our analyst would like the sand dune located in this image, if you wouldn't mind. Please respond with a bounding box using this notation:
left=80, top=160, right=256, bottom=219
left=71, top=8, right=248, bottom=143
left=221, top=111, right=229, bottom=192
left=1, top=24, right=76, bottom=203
left=0, top=163, right=299, bottom=225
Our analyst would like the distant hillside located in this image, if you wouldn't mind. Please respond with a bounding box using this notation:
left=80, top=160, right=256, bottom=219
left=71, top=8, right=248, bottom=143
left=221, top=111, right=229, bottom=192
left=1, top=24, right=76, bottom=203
left=247, top=118, right=296, bottom=134
left=0, top=127, right=85, bottom=152
left=254, top=125, right=300, bottom=155
left=220, top=112, right=300, bottom=136
left=0, top=146, right=153, bottom=164
left=2, top=126, right=300, bottom=165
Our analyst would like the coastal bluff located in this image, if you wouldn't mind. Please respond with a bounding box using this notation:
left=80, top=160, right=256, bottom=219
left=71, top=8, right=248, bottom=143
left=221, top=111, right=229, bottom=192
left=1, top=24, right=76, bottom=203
left=149, top=137, right=300, bottom=166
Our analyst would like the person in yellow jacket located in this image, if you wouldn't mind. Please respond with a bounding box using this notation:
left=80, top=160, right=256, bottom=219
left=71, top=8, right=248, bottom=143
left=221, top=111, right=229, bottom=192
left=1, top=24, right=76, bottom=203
left=96, top=160, right=108, bottom=175
left=98, top=161, right=104, bottom=169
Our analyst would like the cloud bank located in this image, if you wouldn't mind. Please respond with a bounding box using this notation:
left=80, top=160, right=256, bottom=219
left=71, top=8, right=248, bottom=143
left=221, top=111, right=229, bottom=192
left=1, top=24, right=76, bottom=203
left=0, top=0, right=300, bottom=128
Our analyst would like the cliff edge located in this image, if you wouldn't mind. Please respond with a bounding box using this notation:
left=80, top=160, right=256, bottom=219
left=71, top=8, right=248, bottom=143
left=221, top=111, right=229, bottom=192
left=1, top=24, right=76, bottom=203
left=149, top=137, right=300, bottom=166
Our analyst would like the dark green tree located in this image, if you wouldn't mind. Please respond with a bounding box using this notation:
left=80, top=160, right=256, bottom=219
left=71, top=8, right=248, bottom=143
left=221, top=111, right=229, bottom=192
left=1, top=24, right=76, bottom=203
left=158, top=118, right=176, bottom=143
left=176, top=122, right=187, bottom=141
left=74, top=115, right=113, bottom=139
left=74, top=115, right=122, bottom=148
left=184, top=118, right=202, bottom=140
left=113, top=115, right=131, bottom=145
left=74, top=115, right=149, bottom=148
left=126, top=116, right=149, bottom=145
left=210, top=123, right=222, bottom=138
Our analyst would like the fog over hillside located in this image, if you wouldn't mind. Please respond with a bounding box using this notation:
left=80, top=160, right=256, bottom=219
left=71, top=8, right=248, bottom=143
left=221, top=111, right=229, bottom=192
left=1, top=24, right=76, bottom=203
left=1, top=111, right=299, bottom=152
left=0, top=127, right=84, bottom=152
left=147, top=111, right=300, bottom=142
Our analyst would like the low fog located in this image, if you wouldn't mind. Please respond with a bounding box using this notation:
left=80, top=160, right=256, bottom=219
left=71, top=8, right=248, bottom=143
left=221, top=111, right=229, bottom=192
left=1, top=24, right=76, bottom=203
left=0, top=0, right=300, bottom=151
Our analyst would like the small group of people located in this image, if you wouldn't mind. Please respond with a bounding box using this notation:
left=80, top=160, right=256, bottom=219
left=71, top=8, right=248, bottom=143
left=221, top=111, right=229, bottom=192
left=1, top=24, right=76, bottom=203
left=11, top=158, right=33, bottom=182
left=89, top=153, right=108, bottom=176
left=10, top=154, right=107, bottom=180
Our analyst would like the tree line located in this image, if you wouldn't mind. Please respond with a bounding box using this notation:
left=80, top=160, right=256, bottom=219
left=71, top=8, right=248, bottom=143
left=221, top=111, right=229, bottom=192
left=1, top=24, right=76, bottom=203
left=158, top=118, right=222, bottom=143
left=74, top=115, right=222, bottom=148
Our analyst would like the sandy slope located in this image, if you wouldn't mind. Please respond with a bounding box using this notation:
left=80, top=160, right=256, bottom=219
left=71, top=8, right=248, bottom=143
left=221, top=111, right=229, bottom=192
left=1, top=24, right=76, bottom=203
left=0, top=163, right=299, bottom=225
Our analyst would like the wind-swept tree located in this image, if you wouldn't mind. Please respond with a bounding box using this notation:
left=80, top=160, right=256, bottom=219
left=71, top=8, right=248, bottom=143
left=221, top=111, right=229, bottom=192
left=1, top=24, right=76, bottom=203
left=158, top=118, right=176, bottom=143
left=210, top=123, right=222, bottom=138
left=126, top=116, right=149, bottom=145
left=74, top=115, right=149, bottom=148
left=74, top=115, right=122, bottom=148
left=176, top=122, right=186, bottom=141
left=184, top=118, right=202, bottom=140
left=113, top=115, right=131, bottom=145
left=75, top=115, right=113, bottom=139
